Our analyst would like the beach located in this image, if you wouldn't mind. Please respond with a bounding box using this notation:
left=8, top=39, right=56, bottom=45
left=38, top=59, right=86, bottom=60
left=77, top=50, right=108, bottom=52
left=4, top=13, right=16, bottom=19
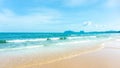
left=0, top=0, right=120, bottom=67
left=0, top=37, right=120, bottom=68
left=39, top=39, right=120, bottom=68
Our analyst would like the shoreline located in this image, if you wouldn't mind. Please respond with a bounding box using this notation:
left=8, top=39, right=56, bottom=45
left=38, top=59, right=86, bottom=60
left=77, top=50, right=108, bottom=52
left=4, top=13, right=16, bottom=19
left=20, top=43, right=104, bottom=68
left=39, top=39, right=120, bottom=68
left=0, top=38, right=120, bottom=68
left=0, top=40, right=104, bottom=68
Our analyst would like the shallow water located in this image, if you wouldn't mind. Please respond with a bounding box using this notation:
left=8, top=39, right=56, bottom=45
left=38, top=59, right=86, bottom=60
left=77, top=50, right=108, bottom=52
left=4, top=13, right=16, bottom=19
left=0, top=33, right=119, bottom=51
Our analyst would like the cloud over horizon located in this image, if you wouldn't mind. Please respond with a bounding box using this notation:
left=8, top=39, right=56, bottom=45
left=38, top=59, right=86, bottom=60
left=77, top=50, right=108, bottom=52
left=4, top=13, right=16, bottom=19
left=0, top=0, right=120, bottom=32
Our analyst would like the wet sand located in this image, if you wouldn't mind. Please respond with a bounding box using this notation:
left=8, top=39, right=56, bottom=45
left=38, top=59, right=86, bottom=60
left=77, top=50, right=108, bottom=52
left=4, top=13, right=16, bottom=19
left=39, top=39, right=120, bottom=68
left=0, top=39, right=120, bottom=68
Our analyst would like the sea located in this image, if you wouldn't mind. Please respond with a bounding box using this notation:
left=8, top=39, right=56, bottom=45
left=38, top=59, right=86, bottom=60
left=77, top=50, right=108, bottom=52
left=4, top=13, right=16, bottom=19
left=0, top=33, right=120, bottom=51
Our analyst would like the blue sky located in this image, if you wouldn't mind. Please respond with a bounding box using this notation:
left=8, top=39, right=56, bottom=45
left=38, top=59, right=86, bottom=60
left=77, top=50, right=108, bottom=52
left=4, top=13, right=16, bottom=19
left=0, top=0, right=120, bottom=32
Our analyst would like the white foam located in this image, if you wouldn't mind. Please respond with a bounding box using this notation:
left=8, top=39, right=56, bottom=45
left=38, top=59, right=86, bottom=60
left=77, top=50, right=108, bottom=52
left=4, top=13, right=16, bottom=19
left=88, top=36, right=96, bottom=38
left=68, top=37, right=83, bottom=40
left=55, top=40, right=91, bottom=46
left=51, top=38, right=59, bottom=40
left=7, top=38, right=47, bottom=43
left=68, top=36, right=97, bottom=40
left=24, top=45, right=44, bottom=49
left=116, top=39, right=120, bottom=41
left=7, top=40, right=27, bottom=43
left=7, top=38, right=61, bottom=43
left=0, top=45, right=44, bottom=52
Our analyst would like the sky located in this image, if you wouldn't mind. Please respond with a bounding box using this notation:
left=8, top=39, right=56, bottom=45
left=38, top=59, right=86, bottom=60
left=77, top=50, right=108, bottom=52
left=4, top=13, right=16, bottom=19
left=0, top=0, right=120, bottom=32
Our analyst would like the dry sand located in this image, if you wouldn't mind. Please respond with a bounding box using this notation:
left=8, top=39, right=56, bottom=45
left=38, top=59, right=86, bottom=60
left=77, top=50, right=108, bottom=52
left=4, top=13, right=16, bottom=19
left=0, top=39, right=120, bottom=68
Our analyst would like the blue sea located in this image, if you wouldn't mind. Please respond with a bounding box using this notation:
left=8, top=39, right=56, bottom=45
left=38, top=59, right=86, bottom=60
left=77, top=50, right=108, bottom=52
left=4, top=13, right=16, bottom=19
left=0, top=33, right=120, bottom=51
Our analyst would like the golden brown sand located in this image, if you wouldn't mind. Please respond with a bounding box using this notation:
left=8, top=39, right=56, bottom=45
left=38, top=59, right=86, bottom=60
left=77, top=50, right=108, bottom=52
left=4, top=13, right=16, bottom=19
left=0, top=39, right=120, bottom=68
left=38, top=40, right=120, bottom=68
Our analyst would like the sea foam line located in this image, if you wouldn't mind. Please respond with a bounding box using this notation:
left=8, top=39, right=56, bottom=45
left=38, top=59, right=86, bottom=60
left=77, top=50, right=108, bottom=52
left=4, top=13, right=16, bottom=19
left=7, top=37, right=61, bottom=43
left=6, top=36, right=98, bottom=43
left=0, top=45, right=44, bottom=52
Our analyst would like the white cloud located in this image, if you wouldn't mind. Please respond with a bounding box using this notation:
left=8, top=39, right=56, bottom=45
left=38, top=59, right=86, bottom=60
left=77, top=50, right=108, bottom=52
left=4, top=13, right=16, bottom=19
left=0, top=9, right=15, bottom=16
left=0, top=8, right=62, bottom=25
left=28, top=8, right=62, bottom=17
left=65, top=0, right=86, bottom=6
left=105, top=0, right=120, bottom=8
left=63, top=0, right=99, bottom=7
left=0, top=8, right=64, bottom=32
left=82, top=21, right=92, bottom=26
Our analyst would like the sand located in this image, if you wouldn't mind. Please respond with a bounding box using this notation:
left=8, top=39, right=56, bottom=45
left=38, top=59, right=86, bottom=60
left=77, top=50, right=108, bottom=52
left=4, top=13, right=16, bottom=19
left=39, top=39, right=120, bottom=68
left=0, top=39, right=120, bottom=68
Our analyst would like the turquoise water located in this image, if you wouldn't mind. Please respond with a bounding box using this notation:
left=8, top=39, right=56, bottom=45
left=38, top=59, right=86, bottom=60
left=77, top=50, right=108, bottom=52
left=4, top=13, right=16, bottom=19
left=0, top=33, right=119, bottom=51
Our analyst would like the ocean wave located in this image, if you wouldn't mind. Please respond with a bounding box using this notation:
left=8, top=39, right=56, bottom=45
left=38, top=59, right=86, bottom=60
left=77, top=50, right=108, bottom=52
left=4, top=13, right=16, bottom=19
left=0, top=37, right=106, bottom=52
left=7, top=38, right=47, bottom=43
left=5, top=35, right=109, bottom=44
left=55, top=40, right=91, bottom=45
left=0, top=45, right=44, bottom=51
left=68, top=37, right=83, bottom=39
left=7, top=37, right=60, bottom=43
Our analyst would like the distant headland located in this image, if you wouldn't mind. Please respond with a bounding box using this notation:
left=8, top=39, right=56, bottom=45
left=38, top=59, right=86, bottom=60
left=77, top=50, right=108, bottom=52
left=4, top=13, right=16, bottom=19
left=64, top=30, right=120, bottom=34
